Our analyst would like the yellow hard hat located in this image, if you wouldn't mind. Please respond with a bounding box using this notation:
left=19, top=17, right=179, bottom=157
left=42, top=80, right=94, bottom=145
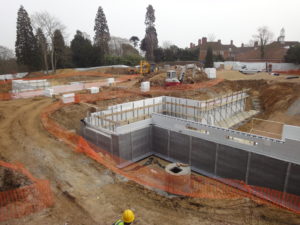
left=122, top=209, right=135, bottom=223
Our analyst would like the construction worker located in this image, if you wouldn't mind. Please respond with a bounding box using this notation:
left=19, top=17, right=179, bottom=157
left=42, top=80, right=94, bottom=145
left=112, top=209, right=135, bottom=225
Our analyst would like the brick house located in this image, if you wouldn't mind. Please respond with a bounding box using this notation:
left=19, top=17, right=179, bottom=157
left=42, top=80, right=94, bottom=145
left=191, top=37, right=237, bottom=61
left=235, top=41, right=299, bottom=62
left=190, top=37, right=299, bottom=62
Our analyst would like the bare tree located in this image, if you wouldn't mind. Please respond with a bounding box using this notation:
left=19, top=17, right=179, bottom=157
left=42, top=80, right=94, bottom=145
left=253, top=26, right=274, bottom=59
left=0, top=46, right=14, bottom=60
left=207, top=33, right=216, bottom=42
left=162, top=41, right=172, bottom=49
left=31, top=11, right=66, bottom=73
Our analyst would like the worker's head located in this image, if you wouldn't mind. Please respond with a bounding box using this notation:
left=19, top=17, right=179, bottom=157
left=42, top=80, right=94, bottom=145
left=122, top=209, right=135, bottom=224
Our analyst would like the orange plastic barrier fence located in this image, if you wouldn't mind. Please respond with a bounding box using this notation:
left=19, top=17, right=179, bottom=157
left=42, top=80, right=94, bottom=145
left=41, top=91, right=300, bottom=214
left=273, top=70, right=300, bottom=75
left=0, top=161, right=54, bottom=222
left=0, top=93, right=12, bottom=101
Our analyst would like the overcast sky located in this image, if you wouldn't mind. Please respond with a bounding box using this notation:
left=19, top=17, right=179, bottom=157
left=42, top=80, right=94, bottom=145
left=1, top=0, right=300, bottom=50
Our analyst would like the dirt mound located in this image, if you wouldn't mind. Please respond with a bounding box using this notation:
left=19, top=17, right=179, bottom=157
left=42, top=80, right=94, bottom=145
left=104, top=67, right=129, bottom=75
left=0, top=166, right=32, bottom=192
left=137, top=70, right=209, bottom=87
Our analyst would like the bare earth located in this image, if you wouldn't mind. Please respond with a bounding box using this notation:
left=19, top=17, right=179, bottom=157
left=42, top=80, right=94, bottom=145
left=0, top=96, right=300, bottom=225
left=1, top=71, right=300, bottom=224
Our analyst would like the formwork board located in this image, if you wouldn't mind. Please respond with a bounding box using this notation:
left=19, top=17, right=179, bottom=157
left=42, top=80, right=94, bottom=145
left=169, top=131, right=190, bottom=164
left=248, top=153, right=288, bottom=191
left=286, top=163, right=300, bottom=195
left=152, top=126, right=169, bottom=156
left=131, top=127, right=152, bottom=159
left=191, top=138, right=217, bottom=174
left=216, top=145, right=248, bottom=180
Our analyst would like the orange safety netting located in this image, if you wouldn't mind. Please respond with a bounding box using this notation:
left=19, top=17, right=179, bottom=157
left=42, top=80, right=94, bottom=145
left=273, top=70, right=300, bottom=75
left=0, top=93, right=12, bottom=101
left=41, top=91, right=300, bottom=214
left=0, top=161, right=54, bottom=222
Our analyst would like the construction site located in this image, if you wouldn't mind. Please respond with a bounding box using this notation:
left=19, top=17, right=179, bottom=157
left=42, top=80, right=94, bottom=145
left=0, top=63, right=300, bottom=225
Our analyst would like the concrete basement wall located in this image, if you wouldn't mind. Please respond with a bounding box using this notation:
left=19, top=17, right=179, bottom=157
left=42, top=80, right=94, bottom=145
left=151, top=124, right=300, bottom=196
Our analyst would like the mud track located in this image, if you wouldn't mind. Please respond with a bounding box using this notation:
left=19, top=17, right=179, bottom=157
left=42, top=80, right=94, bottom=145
left=0, top=97, right=299, bottom=225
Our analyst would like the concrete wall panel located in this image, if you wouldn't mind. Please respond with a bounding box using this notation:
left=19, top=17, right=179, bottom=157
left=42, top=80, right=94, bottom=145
left=216, top=144, right=248, bottom=180
left=191, top=138, right=217, bottom=174
left=286, top=164, right=300, bottom=195
left=169, top=131, right=190, bottom=164
left=248, top=153, right=288, bottom=191
left=152, top=126, right=168, bottom=156
left=132, top=127, right=151, bottom=159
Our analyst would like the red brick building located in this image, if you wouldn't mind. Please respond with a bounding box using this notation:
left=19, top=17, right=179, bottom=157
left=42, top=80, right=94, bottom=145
left=190, top=37, right=299, bottom=62
left=235, top=41, right=299, bottom=62
left=191, top=37, right=237, bottom=61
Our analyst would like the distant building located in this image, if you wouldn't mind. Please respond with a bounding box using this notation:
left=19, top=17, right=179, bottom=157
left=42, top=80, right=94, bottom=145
left=235, top=41, right=299, bottom=63
left=190, top=36, right=299, bottom=63
left=191, top=37, right=237, bottom=61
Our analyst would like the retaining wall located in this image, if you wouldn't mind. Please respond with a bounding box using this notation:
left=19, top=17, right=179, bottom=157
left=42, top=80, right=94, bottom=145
left=81, top=113, right=300, bottom=196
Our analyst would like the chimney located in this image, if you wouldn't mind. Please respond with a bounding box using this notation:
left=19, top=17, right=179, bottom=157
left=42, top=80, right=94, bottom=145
left=202, top=37, right=207, bottom=45
left=190, top=42, right=194, bottom=48
left=230, top=40, right=233, bottom=45
left=241, top=43, right=244, bottom=48
left=254, top=41, right=258, bottom=47
left=198, top=39, right=202, bottom=46
left=218, top=39, right=221, bottom=44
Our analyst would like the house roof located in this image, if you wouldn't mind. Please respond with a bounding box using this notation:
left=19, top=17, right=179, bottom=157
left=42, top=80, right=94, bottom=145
left=235, top=41, right=300, bottom=61
left=199, top=42, right=237, bottom=51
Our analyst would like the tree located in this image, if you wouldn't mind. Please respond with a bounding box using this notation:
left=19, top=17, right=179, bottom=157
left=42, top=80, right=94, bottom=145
left=0, top=46, right=14, bottom=60
left=71, top=30, right=98, bottom=67
left=285, top=44, right=300, bottom=64
left=31, top=11, right=66, bottom=73
left=253, top=26, right=274, bottom=59
left=140, top=5, right=158, bottom=61
left=0, top=46, right=18, bottom=75
left=15, top=5, right=39, bottom=71
left=36, top=28, right=49, bottom=73
left=129, top=36, right=140, bottom=48
left=53, top=29, right=66, bottom=69
left=162, top=41, right=172, bottom=49
left=208, top=33, right=216, bottom=42
left=204, top=46, right=214, bottom=68
left=94, top=6, right=110, bottom=64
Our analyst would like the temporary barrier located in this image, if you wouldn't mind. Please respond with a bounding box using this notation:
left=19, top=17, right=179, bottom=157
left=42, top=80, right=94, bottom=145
left=0, top=93, right=12, bottom=101
left=40, top=91, right=300, bottom=214
left=0, top=161, right=53, bottom=222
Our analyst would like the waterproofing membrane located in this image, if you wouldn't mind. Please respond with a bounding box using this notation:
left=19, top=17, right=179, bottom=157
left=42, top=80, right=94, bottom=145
left=82, top=125, right=300, bottom=197
left=152, top=126, right=169, bottom=156
left=131, top=127, right=152, bottom=159
left=216, top=144, right=248, bottom=180
left=248, top=153, right=288, bottom=191
left=285, top=163, right=300, bottom=195
left=169, top=131, right=190, bottom=164
left=191, top=138, right=217, bottom=174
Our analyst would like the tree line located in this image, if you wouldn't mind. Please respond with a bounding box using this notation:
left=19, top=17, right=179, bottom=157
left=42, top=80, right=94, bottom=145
left=13, top=5, right=145, bottom=74
left=2, top=5, right=300, bottom=75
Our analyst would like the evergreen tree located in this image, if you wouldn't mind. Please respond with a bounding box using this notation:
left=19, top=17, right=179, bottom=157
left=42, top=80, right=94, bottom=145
left=129, top=36, right=140, bottom=48
left=15, top=5, right=39, bottom=71
left=94, top=6, right=110, bottom=63
left=141, top=5, right=158, bottom=61
left=71, top=30, right=98, bottom=67
left=53, top=29, right=66, bottom=69
left=36, top=28, right=49, bottom=73
left=285, top=44, right=300, bottom=64
left=204, top=46, right=214, bottom=68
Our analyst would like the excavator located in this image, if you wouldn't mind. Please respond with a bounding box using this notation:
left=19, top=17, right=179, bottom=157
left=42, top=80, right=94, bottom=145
left=127, top=60, right=158, bottom=75
left=165, top=64, right=198, bottom=86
